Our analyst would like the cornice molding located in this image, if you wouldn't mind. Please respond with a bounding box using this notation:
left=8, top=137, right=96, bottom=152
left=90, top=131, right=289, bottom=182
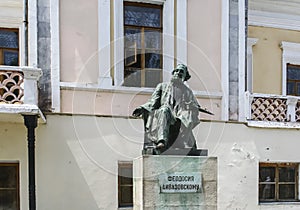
left=0, top=0, right=22, bottom=8
left=0, top=16, right=22, bottom=27
left=248, top=10, right=300, bottom=31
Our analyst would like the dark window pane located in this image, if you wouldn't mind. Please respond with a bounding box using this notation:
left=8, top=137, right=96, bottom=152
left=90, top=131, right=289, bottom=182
left=144, top=30, right=161, bottom=49
left=125, top=28, right=141, bottom=49
left=297, top=83, right=300, bottom=95
left=0, top=190, right=18, bottom=210
left=124, top=5, right=161, bottom=27
left=145, top=69, right=160, bottom=88
left=259, top=167, right=275, bottom=182
left=145, top=53, right=161, bottom=69
left=4, top=51, right=18, bottom=66
left=120, top=186, right=133, bottom=204
left=287, top=65, right=300, bottom=80
left=287, top=81, right=295, bottom=95
left=259, top=184, right=275, bottom=200
left=125, top=50, right=136, bottom=67
left=279, top=184, right=295, bottom=200
left=0, top=166, right=17, bottom=188
left=120, top=177, right=132, bottom=185
left=0, top=30, right=18, bottom=49
left=124, top=69, right=141, bottom=87
left=279, top=167, right=295, bottom=182
left=125, top=52, right=141, bottom=68
left=119, top=167, right=133, bottom=179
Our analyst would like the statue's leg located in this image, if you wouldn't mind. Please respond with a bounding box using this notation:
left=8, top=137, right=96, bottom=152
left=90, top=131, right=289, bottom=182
left=178, top=125, right=197, bottom=149
left=156, top=106, right=173, bottom=147
left=168, top=120, right=181, bottom=148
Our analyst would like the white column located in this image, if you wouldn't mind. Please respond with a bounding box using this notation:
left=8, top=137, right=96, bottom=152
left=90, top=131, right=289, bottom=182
left=247, top=38, right=258, bottom=92
left=238, top=0, right=246, bottom=122
left=176, top=0, right=187, bottom=65
left=50, top=0, right=61, bottom=112
left=287, top=96, right=298, bottom=122
left=98, top=0, right=113, bottom=87
left=28, top=0, right=38, bottom=67
left=162, top=0, right=175, bottom=82
left=221, top=0, right=229, bottom=121
left=113, top=0, right=124, bottom=86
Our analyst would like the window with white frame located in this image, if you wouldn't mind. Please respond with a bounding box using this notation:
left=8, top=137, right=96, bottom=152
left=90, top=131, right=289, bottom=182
left=281, top=41, right=300, bottom=96
left=259, top=162, right=299, bottom=203
left=123, top=2, right=163, bottom=87
left=108, top=0, right=186, bottom=88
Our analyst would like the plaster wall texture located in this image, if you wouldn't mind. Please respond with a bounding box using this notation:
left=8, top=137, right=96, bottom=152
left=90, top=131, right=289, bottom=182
left=1, top=115, right=299, bottom=209
left=249, top=26, right=300, bottom=95
left=187, top=0, right=222, bottom=92
left=60, top=89, right=221, bottom=121
left=60, top=0, right=99, bottom=83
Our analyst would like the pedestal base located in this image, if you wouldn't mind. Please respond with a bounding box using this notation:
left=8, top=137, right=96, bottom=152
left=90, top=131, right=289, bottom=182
left=133, top=155, right=217, bottom=210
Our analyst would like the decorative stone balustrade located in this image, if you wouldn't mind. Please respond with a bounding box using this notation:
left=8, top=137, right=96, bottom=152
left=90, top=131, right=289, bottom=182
left=0, top=68, right=24, bottom=104
left=246, top=92, right=300, bottom=123
left=0, top=66, right=42, bottom=105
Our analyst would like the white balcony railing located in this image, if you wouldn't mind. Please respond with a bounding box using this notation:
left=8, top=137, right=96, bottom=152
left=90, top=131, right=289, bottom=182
left=245, top=92, right=300, bottom=128
left=0, top=66, right=42, bottom=105
left=0, top=66, right=45, bottom=123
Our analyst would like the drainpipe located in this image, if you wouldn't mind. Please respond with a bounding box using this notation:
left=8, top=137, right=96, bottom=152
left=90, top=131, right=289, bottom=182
left=24, top=115, right=38, bottom=210
left=24, top=1, right=37, bottom=210
left=245, top=0, right=248, bottom=90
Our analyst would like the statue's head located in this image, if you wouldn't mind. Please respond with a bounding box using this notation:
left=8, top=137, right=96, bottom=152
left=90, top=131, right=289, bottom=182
left=171, top=64, right=191, bottom=82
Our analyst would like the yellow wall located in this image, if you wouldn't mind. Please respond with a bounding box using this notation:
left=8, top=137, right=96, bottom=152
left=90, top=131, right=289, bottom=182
left=249, top=26, right=300, bottom=94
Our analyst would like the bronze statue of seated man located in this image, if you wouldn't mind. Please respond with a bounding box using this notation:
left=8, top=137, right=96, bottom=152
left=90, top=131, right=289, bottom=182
left=133, top=64, right=213, bottom=154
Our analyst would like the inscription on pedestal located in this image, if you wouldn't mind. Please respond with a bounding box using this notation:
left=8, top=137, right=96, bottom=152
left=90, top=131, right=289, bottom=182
left=159, top=172, right=202, bottom=193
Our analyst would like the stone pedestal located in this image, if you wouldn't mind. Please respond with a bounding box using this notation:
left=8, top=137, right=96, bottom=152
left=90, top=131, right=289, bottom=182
left=133, top=155, right=217, bottom=210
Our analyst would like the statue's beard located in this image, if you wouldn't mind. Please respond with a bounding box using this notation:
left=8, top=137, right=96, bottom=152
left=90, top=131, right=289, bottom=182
left=171, top=75, right=184, bottom=84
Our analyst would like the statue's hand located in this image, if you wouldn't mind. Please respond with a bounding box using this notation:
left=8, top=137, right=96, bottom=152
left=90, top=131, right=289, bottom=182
left=132, top=107, right=145, bottom=117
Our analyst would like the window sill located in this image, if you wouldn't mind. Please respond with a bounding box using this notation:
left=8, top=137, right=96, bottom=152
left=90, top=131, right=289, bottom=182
left=118, top=207, right=133, bottom=210
left=259, top=201, right=300, bottom=205
left=247, top=120, right=300, bottom=129
left=60, top=82, right=223, bottom=99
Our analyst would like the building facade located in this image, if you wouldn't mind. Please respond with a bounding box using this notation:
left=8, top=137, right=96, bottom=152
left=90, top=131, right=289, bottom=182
left=1, top=0, right=300, bottom=209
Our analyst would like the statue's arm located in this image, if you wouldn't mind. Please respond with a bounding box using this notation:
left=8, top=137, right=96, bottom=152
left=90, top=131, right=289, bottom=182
left=132, top=83, right=163, bottom=117
left=141, top=83, right=163, bottom=112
